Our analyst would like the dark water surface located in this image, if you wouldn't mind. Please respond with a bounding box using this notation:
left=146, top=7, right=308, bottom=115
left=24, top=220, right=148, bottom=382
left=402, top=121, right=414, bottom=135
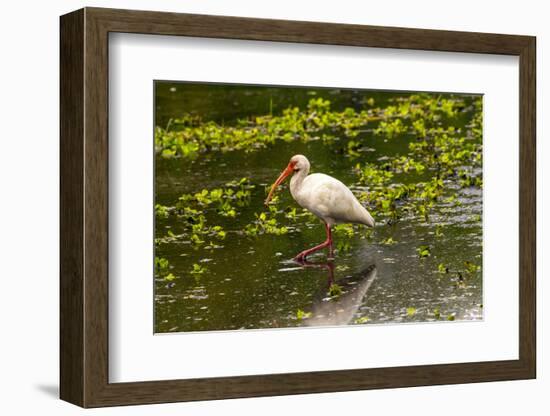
left=154, top=82, right=482, bottom=333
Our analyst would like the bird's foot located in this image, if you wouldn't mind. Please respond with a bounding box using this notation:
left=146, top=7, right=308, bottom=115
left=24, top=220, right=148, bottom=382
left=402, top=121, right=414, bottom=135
left=294, top=240, right=333, bottom=263
left=293, top=251, right=310, bottom=263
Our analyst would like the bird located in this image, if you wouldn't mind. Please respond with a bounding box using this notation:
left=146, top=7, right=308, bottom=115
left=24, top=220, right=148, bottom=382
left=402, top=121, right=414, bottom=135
left=265, top=154, right=374, bottom=261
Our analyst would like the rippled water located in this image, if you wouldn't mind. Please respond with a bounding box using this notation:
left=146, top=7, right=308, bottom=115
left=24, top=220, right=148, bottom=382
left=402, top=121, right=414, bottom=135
left=154, top=83, right=482, bottom=333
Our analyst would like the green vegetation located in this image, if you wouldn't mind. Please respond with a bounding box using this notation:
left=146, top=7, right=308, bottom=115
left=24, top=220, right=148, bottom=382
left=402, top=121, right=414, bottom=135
left=190, top=263, right=207, bottom=275
left=417, top=245, right=431, bottom=258
left=155, top=98, right=376, bottom=158
left=164, top=273, right=176, bottom=282
left=296, top=309, right=312, bottom=320
left=156, top=94, right=481, bottom=241
left=438, top=263, right=449, bottom=274
left=154, top=256, right=177, bottom=283
left=155, top=95, right=478, bottom=163
left=154, top=86, right=483, bottom=332
left=328, top=283, right=343, bottom=298
left=156, top=93, right=482, bottom=280
left=381, top=236, right=397, bottom=245
left=333, top=224, right=355, bottom=239
left=244, top=213, right=289, bottom=236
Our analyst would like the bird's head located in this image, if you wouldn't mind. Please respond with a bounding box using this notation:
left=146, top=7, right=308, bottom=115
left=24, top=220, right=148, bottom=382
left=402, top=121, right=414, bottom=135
left=264, top=155, right=310, bottom=205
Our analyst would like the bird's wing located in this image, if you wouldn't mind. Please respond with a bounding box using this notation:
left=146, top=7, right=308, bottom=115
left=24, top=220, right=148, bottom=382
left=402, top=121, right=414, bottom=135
left=303, top=174, right=370, bottom=225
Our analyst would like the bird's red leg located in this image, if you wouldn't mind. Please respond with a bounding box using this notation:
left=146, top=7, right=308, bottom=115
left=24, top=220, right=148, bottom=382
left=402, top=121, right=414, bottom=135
left=294, top=222, right=333, bottom=261
left=327, top=224, right=334, bottom=259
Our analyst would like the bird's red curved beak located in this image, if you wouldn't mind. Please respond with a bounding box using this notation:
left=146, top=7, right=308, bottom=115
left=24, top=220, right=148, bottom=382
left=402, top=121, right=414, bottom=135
left=265, top=162, right=295, bottom=205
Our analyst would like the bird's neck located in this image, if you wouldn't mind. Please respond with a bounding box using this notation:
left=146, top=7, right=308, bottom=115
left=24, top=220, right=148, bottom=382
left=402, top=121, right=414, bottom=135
left=290, top=168, right=308, bottom=196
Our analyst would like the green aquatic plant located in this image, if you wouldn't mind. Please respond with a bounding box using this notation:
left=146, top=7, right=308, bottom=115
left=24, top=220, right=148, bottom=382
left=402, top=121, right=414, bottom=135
left=211, top=226, right=226, bottom=239
left=205, top=241, right=224, bottom=250
left=346, top=140, right=362, bottom=157
left=412, top=118, right=427, bottom=137
left=352, top=101, right=483, bottom=223
left=245, top=212, right=289, bottom=237
left=417, top=245, right=431, bottom=258
left=154, top=180, right=255, bottom=250
left=190, top=233, right=205, bottom=246
left=156, top=208, right=227, bottom=250
left=336, top=240, right=351, bottom=253
left=470, top=214, right=482, bottom=222
left=328, top=283, right=343, bottom=298
left=243, top=223, right=260, bottom=237
left=155, top=204, right=171, bottom=219
left=387, top=156, right=426, bottom=174
left=356, top=163, right=394, bottom=186
left=333, top=224, right=354, bottom=239
left=155, top=229, right=184, bottom=246
left=217, top=200, right=237, bottom=218
left=464, top=261, right=480, bottom=274
left=458, top=170, right=483, bottom=188
left=284, top=207, right=298, bottom=221
left=375, top=118, right=406, bottom=139
left=381, top=237, right=397, bottom=245
left=156, top=93, right=479, bottom=169
left=154, top=256, right=176, bottom=282
left=174, top=181, right=253, bottom=220
left=155, top=97, right=383, bottom=158
left=438, top=98, right=460, bottom=118
left=164, top=273, right=176, bottom=282
left=296, top=309, right=312, bottom=320
left=155, top=257, right=170, bottom=273
left=190, top=263, right=207, bottom=274
left=285, top=207, right=316, bottom=222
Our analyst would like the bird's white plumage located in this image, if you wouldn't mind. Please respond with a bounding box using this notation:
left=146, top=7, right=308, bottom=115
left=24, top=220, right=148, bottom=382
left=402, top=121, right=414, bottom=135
left=288, top=156, right=374, bottom=228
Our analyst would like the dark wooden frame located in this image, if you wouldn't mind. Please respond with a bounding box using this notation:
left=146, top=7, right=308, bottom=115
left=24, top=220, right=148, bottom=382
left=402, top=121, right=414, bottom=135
left=60, top=7, right=536, bottom=408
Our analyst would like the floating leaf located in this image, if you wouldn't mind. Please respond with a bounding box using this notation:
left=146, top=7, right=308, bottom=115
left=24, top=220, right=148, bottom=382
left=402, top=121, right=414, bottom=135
left=190, top=263, right=207, bottom=274
left=417, top=245, right=431, bottom=258
left=381, top=237, right=397, bottom=245
left=328, top=283, right=343, bottom=298
left=296, top=309, right=312, bottom=320
left=164, top=273, right=176, bottom=282
left=464, top=261, right=480, bottom=274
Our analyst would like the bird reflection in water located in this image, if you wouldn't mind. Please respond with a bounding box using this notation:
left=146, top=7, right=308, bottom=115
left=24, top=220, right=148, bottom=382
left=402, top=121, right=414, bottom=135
left=294, top=259, right=377, bottom=327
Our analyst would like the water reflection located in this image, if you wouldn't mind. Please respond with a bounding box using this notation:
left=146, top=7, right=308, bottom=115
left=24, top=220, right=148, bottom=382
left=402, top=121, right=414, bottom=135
left=295, top=259, right=377, bottom=327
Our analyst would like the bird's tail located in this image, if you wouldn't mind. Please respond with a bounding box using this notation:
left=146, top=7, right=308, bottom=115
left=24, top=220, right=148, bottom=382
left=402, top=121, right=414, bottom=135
left=363, top=209, right=375, bottom=228
left=366, top=214, right=375, bottom=227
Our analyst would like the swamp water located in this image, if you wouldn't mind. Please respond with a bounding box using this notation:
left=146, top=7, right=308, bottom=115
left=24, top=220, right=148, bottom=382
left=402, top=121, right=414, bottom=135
left=154, top=83, right=483, bottom=333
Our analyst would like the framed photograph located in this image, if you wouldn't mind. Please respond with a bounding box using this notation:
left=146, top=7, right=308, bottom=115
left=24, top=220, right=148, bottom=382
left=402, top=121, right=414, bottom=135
left=60, top=7, right=536, bottom=407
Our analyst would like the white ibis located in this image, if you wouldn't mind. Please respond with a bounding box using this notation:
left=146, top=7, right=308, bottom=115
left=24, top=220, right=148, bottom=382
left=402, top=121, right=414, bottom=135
left=265, top=154, right=375, bottom=261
